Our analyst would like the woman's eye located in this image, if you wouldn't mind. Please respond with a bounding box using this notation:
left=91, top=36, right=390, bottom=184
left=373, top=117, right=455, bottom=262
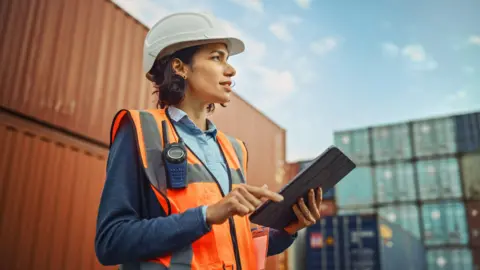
left=212, top=56, right=221, bottom=61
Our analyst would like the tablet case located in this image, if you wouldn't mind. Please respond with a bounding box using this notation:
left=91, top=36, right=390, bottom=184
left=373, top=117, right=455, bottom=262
left=248, top=146, right=356, bottom=230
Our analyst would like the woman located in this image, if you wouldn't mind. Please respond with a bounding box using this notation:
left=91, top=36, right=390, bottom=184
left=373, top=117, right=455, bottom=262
left=95, top=11, right=323, bottom=269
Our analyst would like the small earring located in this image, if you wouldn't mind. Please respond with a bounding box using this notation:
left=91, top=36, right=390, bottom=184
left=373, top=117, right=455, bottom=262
left=182, top=74, right=187, bottom=80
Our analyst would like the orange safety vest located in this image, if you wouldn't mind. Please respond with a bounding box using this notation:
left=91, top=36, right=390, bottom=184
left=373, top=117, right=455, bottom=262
left=110, top=108, right=268, bottom=270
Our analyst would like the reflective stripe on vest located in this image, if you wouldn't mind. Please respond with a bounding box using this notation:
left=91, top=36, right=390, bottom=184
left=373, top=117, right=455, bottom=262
left=110, top=109, right=259, bottom=270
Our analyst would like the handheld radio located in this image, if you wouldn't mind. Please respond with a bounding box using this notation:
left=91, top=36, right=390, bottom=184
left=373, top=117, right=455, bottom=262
left=162, top=120, right=188, bottom=189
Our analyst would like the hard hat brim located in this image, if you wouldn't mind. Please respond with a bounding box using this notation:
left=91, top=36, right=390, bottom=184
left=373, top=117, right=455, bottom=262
left=144, top=36, right=245, bottom=80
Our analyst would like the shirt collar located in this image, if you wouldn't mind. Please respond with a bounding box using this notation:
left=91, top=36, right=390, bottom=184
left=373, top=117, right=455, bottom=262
left=167, top=106, right=218, bottom=139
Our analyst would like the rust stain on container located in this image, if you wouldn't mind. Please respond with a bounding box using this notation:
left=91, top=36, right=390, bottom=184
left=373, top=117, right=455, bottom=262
left=467, top=201, right=480, bottom=248
left=0, top=111, right=116, bottom=270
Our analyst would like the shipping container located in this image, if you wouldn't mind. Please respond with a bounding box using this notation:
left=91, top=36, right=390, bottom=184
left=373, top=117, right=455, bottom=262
left=378, top=204, right=422, bottom=239
left=287, top=228, right=308, bottom=270
left=460, top=152, right=480, bottom=200
left=338, top=208, right=376, bottom=215
left=297, top=160, right=335, bottom=200
left=333, top=129, right=371, bottom=165
left=426, top=248, right=473, bottom=270
left=0, top=0, right=155, bottom=144
left=422, top=201, right=469, bottom=246
left=0, top=0, right=287, bottom=199
left=412, top=116, right=457, bottom=157
left=0, top=111, right=115, bottom=270
left=466, top=201, right=480, bottom=248
left=336, top=166, right=374, bottom=208
left=375, top=162, right=417, bottom=203
left=372, top=123, right=413, bottom=162
left=305, top=214, right=426, bottom=270
left=455, top=112, right=480, bottom=153
left=473, top=248, right=480, bottom=270
left=417, top=157, right=463, bottom=200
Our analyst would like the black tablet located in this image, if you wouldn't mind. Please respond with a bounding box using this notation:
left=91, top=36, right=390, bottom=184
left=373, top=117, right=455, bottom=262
left=249, top=146, right=356, bottom=230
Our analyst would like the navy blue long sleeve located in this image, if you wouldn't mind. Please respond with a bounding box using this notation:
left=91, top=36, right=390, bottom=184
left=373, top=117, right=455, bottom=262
left=94, top=118, right=295, bottom=265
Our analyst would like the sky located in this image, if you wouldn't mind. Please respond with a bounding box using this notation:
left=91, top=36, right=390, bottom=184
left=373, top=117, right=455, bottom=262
left=112, top=0, right=480, bottom=162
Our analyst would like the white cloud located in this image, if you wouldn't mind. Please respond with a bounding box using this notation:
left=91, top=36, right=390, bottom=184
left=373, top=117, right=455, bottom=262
left=468, top=35, right=480, bottom=46
left=402, top=45, right=426, bottom=62
left=285, top=15, right=303, bottom=24
left=269, top=22, right=293, bottom=42
left=381, top=42, right=400, bottom=58
left=295, top=0, right=312, bottom=9
left=310, top=37, right=340, bottom=56
left=228, top=0, right=264, bottom=13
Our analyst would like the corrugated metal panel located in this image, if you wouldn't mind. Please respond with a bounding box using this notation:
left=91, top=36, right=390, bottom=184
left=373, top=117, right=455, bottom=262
left=412, top=117, right=457, bottom=157
left=336, top=166, right=374, bottom=208
left=305, top=214, right=426, bottom=270
left=375, top=162, right=416, bottom=203
left=298, top=160, right=335, bottom=200
left=0, top=0, right=155, bottom=145
left=455, top=112, right=480, bottom=153
left=0, top=111, right=115, bottom=270
left=338, top=208, right=376, bottom=215
left=334, top=129, right=371, bottom=165
left=466, top=201, right=480, bottom=248
left=460, top=152, right=480, bottom=200
left=378, top=204, right=421, bottom=239
left=473, top=248, right=480, bottom=269
left=211, top=100, right=286, bottom=192
left=417, top=157, right=463, bottom=200
left=422, top=201, right=469, bottom=246
left=372, top=123, right=413, bottom=162
left=426, top=248, right=473, bottom=270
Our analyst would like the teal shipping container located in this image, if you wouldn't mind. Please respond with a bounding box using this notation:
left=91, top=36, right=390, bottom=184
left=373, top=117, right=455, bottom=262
left=460, top=152, right=480, bottom=200
left=416, top=158, right=463, bottom=201
left=378, top=204, right=421, bottom=239
left=427, top=248, right=473, bottom=270
left=338, top=208, right=376, bottom=215
left=412, top=117, right=457, bottom=157
left=335, top=167, right=374, bottom=208
left=334, top=129, right=371, bottom=165
left=372, top=123, right=413, bottom=162
left=375, top=162, right=417, bottom=203
left=422, top=201, right=469, bottom=246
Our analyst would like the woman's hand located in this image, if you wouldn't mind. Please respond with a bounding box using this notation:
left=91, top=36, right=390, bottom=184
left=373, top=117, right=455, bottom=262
left=284, top=187, right=323, bottom=235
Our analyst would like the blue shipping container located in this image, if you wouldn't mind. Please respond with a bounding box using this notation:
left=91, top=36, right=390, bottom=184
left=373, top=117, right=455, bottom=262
left=455, top=112, right=480, bottom=153
left=422, top=201, right=469, bottom=246
left=306, top=214, right=426, bottom=270
left=299, top=160, right=335, bottom=200
left=427, top=248, right=473, bottom=270
left=336, top=167, right=374, bottom=208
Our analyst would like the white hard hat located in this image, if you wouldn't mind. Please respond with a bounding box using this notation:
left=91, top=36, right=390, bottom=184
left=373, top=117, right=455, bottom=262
left=143, top=12, right=245, bottom=75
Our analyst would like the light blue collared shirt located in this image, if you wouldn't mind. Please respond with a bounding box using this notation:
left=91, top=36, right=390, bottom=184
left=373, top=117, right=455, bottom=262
left=167, top=106, right=230, bottom=222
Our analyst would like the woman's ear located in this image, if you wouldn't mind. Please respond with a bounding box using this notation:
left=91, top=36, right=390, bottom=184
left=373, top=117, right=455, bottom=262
left=171, top=58, right=188, bottom=78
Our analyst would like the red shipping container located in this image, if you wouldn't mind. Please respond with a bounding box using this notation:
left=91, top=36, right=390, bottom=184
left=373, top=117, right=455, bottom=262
left=0, top=110, right=115, bottom=270
left=319, top=200, right=337, bottom=217
left=473, top=248, right=480, bottom=269
left=467, top=201, right=480, bottom=247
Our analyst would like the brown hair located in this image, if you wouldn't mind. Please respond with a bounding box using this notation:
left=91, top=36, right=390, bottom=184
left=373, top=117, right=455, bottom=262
left=149, top=45, right=226, bottom=113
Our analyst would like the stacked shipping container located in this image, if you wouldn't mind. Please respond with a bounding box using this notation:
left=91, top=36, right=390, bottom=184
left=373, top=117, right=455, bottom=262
left=0, top=0, right=287, bottom=269
left=331, top=111, right=480, bottom=270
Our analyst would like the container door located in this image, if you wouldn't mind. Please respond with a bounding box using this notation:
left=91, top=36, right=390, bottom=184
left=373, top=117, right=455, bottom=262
left=461, top=152, right=480, bottom=200
left=426, top=248, right=473, bottom=270
left=372, top=123, right=412, bottom=163
left=334, top=129, right=371, bottom=165
left=413, top=117, right=457, bottom=157
left=378, top=204, right=421, bottom=239
left=375, top=162, right=416, bottom=204
left=422, top=201, right=469, bottom=246
left=466, top=201, right=480, bottom=248
left=417, top=157, right=462, bottom=200
left=336, top=167, right=374, bottom=208
left=454, top=112, right=480, bottom=153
